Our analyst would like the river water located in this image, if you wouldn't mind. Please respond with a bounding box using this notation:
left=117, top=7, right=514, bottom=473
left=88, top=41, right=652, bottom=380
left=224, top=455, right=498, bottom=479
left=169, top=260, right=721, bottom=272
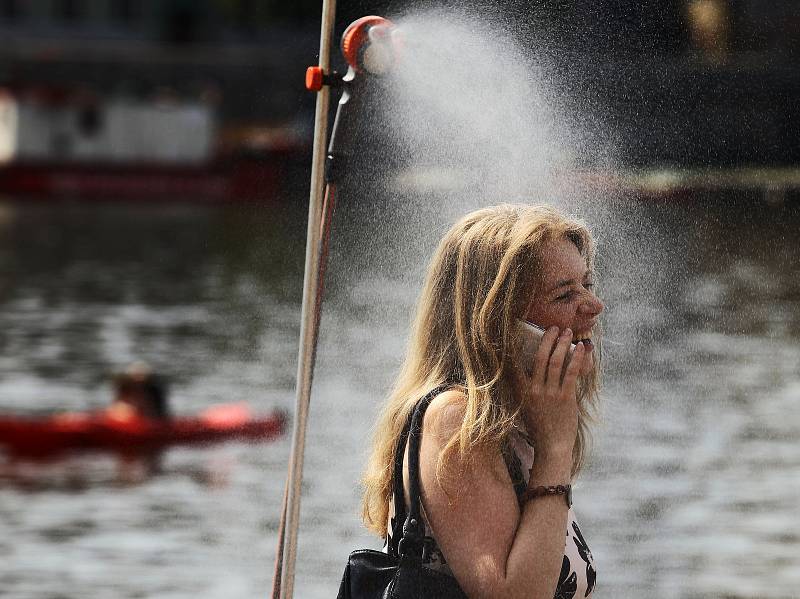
left=0, top=188, right=798, bottom=598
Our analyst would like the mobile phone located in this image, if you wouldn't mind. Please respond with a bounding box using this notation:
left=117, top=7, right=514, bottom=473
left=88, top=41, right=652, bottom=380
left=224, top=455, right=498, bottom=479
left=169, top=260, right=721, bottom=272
left=514, top=319, right=575, bottom=376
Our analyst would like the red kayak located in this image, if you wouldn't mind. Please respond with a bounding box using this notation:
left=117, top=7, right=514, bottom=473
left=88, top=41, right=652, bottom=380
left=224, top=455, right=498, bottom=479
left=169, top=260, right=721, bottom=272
left=0, top=403, right=286, bottom=459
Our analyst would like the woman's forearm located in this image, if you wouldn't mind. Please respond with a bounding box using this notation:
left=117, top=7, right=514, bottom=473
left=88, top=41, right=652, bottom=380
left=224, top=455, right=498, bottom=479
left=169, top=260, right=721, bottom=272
left=501, top=453, right=573, bottom=599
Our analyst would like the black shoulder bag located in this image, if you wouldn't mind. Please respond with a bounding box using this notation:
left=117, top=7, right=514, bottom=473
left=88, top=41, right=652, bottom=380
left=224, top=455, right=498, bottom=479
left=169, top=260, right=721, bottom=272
left=337, top=385, right=467, bottom=599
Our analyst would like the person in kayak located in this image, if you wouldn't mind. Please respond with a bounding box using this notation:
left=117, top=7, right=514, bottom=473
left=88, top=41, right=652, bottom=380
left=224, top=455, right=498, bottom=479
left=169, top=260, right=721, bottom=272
left=105, top=362, right=171, bottom=480
left=361, top=205, right=602, bottom=598
left=107, top=362, right=170, bottom=421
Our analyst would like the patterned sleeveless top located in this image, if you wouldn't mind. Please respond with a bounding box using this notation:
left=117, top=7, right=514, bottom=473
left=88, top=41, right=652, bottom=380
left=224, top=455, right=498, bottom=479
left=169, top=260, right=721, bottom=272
left=386, top=427, right=597, bottom=598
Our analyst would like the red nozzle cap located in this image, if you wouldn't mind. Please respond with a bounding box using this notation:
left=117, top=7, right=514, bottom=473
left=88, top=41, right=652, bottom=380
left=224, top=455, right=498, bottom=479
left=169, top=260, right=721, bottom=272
left=306, top=66, right=324, bottom=91
left=341, top=15, right=396, bottom=73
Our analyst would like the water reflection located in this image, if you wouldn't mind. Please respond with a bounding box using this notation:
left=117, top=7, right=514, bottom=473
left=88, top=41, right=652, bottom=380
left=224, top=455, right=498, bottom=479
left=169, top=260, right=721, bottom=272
left=0, top=201, right=305, bottom=405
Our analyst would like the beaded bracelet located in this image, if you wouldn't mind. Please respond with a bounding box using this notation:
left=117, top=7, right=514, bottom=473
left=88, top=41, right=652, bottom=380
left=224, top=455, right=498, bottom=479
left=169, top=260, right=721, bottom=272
left=521, top=484, right=572, bottom=508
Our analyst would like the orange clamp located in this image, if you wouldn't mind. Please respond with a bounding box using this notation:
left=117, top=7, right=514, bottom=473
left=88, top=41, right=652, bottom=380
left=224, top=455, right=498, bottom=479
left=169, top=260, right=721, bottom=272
left=305, top=66, right=324, bottom=92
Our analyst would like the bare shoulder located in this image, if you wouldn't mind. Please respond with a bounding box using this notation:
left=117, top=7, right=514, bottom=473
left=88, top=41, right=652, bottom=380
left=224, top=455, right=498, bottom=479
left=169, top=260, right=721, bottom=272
left=424, top=388, right=467, bottom=444
left=421, top=388, right=506, bottom=484
left=417, top=389, right=521, bottom=596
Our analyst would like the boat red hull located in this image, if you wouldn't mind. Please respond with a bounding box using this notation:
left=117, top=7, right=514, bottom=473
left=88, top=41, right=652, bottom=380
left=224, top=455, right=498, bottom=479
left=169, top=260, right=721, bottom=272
left=0, top=404, right=286, bottom=459
left=0, top=155, right=297, bottom=202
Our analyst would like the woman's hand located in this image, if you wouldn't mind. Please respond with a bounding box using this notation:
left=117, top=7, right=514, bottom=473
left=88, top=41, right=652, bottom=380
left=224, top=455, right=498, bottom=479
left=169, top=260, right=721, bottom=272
left=522, top=327, right=586, bottom=461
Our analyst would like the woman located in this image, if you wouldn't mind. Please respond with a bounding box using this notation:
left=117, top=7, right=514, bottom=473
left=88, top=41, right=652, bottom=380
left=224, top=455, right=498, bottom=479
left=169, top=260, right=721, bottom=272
left=362, top=204, right=603, bottom=598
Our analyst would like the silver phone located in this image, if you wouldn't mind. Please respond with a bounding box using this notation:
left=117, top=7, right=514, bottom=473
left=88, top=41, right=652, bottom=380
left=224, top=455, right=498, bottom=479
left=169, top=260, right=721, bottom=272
left=514, top=319, right=575, bottom=376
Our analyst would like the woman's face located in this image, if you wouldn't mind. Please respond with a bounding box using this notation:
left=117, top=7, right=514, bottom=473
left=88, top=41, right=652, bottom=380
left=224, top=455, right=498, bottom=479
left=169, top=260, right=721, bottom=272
left=524, top=236, right=604, bottom=366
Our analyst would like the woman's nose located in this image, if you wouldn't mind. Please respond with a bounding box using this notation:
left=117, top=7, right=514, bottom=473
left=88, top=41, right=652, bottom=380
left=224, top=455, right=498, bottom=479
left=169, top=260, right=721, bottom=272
left=580, top=290, right=604, bottom=316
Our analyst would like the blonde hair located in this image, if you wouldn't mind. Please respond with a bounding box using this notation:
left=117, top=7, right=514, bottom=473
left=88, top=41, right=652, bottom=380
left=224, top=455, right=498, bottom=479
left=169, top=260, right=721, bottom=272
left=361, top=204, right=601, bottom=537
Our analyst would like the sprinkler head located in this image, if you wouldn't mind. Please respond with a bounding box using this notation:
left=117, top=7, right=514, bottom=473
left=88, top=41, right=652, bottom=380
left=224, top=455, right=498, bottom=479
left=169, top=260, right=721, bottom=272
left=341, top=16, right=401, bottom=76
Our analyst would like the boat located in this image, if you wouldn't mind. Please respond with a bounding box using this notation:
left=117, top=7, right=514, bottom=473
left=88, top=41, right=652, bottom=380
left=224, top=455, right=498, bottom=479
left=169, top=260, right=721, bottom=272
left=0, top=402, right=286, bottom=459
left=0, top=86, right=309, bottom=202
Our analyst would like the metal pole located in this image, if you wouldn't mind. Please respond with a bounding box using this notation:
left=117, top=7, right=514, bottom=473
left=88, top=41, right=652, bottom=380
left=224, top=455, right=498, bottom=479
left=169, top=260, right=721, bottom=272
left=277, top=0, right=337, bottom=597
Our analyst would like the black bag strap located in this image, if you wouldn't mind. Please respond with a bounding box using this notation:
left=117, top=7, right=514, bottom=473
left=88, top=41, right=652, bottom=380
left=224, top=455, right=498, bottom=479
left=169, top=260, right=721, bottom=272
left=390, top=414, right=411, bottom=554
left=389, top=383, right=450, bottom=558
